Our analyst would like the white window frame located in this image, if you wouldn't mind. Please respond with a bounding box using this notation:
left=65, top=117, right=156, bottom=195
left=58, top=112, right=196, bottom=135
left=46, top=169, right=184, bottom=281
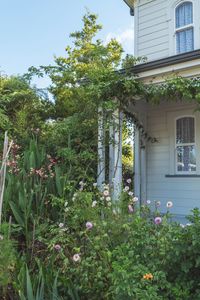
left=168, top=0, right=200, bottom=56
left=168, top=109, right=200, bottom=175
left=175, top=116, right=196, bottom=174
left=175, top=1, right=194, bottom=54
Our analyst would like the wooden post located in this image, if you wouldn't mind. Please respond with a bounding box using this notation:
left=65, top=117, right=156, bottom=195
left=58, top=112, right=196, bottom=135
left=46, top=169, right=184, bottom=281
left=0, top=132, right=12, bottom=225
left=112, top=110, right=123, bottom=201
left=97, top=107, right=105, bottom=191
left=134, top=126, right=141, bottom=202
left=140, top=113, right=147, bottom=203
left=109, top=118, right=114, bottom=187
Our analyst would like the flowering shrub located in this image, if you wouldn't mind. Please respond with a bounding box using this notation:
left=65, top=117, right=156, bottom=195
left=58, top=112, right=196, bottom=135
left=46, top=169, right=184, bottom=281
left=2, top=141, right=200, bottom=299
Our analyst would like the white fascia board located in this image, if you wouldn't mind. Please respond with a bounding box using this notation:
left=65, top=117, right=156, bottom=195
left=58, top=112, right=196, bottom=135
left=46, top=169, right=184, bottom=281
left=137, top=59, right=200, bottom=84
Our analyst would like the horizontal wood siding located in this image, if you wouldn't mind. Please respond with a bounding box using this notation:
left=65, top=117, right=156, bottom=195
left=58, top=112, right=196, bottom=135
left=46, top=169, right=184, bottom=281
left=146, top=102, right=200, bottom=217
left=136, top=0, right=169, bottom=61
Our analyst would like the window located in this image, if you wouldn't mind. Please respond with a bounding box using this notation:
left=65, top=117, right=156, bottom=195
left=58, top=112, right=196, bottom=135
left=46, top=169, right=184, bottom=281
left=175, top=2, right=194, bottom=54
left=176, top=117, right=196, bottom=173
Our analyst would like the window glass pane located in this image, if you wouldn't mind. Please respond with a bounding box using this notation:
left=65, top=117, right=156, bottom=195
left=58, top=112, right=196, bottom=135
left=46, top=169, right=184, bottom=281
left=176, top=2, right=193, bottom=28
left=176, top=28, right=194, bottom=53
left=176, top=117, right=195, bottom=144
left=177, top=145, right=196, bottom=172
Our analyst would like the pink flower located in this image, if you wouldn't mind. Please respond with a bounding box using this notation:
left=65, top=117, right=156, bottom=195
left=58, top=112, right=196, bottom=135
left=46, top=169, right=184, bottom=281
left=86, top=221, right=93, bottom=230
left=103, top=190, right=109, bottom=197
left=73, top=253, right=81, bottom=262
left=54, top=244, right=61, bottom=251
left=154, top=217, right=162, bottom=225
left=128, top=204, right=134, bottom=213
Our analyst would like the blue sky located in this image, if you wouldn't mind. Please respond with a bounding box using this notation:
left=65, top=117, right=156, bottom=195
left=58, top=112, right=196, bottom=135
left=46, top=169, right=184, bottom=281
left=0, top=0, right=133, bottom=87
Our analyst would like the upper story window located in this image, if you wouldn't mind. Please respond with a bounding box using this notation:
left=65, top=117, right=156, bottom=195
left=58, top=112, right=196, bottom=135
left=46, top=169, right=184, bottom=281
left=176, top=116, right=196, bottom=173
left=175, top=2, right=194, bottom=54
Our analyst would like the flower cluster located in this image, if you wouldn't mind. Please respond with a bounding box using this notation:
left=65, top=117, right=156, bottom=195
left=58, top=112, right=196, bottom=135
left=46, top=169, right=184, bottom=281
left=102, top=184, right=112, bottom=207
left=123, top=178, right=139, bottom=214
left=29, top=156, right=57, bottom=179
left=6, top=142, right=20, bottom=174
left=143, top=273, right=153, bottom=280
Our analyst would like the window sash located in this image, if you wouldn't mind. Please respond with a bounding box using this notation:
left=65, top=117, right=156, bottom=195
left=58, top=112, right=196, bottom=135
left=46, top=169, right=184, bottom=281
left=175, top=2, right=194, bottom=54
left=175, top=117, right=196, bottom=173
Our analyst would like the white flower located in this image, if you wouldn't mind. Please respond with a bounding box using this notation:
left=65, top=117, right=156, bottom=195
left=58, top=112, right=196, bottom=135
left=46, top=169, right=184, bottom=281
left=127, top=178, right=132, bottom=184
left=106, top=196, right=111, bottom=202
left=65, top=207, right=69, bottom=213
left=146, top=200, right=151, bottom=205
left=64, top=201, right=68, bottom=207
left=124, top=186, right=129, bottom=192
left=132, top=197, right=138, bottom=202
left=128, top=191, right=134, bottom=197
left=166, top=201, right=173, bottom=208
left=186, top=223, right=192, bottom=227
left=155, top=201, right=161, bottom=207
left=73, top=253, right=81, bottom=262
left=59, top=223, right=64, bottom=228
left=103, top=190, right=109, bottom=197
left=104, top=184, right=109, bottom=190
left=107, top=202, right=112, bottom=207
left=92, top=201, right=97, bottom=207
left=0, top=235, right=3, bottom=240
left=180, top=224, right=185, bottom=228
left=93, top=182, right=97, bottom=188
left=79, top=181, right=84, bottom=186
left=100, top=196, right=104, bottom=201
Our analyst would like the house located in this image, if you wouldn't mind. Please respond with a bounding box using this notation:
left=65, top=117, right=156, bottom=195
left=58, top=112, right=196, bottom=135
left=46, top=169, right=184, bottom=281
left=121, top=0, right=200, bottom=221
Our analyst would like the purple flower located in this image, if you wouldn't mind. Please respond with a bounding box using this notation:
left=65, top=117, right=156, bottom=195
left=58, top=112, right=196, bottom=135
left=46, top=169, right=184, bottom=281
left=54, top=244, right=61, bottom=251
left=154, top=217, right=162, bottom=225
left=86, top=221, right=93, bottom=230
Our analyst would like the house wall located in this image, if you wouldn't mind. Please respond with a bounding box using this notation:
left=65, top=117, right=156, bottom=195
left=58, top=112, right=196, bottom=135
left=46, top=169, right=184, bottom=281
left=137, top=101, right=200, bottom=221
left=135, top=0, right=169, bottom=61
left=134, top=0, right=200, bottom=62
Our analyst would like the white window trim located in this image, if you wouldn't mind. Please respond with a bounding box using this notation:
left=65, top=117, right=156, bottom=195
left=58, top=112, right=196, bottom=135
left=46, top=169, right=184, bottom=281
left=167, top=109, right=200, bottom=175
left=175, top=116, right=196, bottom=174
left=168, top=0, right=200, bottom=56
left=175, top=1, right=194, bottom=54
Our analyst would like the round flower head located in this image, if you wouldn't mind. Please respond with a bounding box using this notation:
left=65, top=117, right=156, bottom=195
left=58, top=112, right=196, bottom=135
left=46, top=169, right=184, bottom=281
left=86, top=221, right=93, bottom=230
left=103, top=190, right=109, bottom=197
left=146, top=200, right=151, bottom=205
left=128, top=191, right=134, bottom=197
left=154, top=217, right=162, bottom=225
left=155, top=201, right=161, bottom=207
left=128, top=204, right=134, bottom=213
left=73, top=253, right=81, bottom=262
left=166, top=201, right=173, bottom=208
left=0, top=235, right=3, bottom=240
left=54, top=244, right=61, bottom=251
left=124, top=186, right=129, bottom=192
left=133, top=197, right=138, bottom=202
left=59, top=223, right=64, bottom=228
left=106, top=196, right=111, bottom=202
left=126, top=178, right=132, bottom=184
left=93, top=182, right=97, bottom=188
left=92, top=200, right=97, bottom=207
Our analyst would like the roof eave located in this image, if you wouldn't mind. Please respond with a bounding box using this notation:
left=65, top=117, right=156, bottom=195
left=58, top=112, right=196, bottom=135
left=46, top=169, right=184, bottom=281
left=123, top=0, right=134, bottom=16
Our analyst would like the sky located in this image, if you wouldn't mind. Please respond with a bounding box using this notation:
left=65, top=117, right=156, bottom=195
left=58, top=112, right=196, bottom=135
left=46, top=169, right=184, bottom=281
left=0, top=0, right=134, bottom=88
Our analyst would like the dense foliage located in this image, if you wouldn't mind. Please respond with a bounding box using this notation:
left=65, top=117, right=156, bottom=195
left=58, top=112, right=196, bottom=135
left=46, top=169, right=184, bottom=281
left=1, top=10, right=200, bottom=300
left=1, top=142, right=200, bottom=299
